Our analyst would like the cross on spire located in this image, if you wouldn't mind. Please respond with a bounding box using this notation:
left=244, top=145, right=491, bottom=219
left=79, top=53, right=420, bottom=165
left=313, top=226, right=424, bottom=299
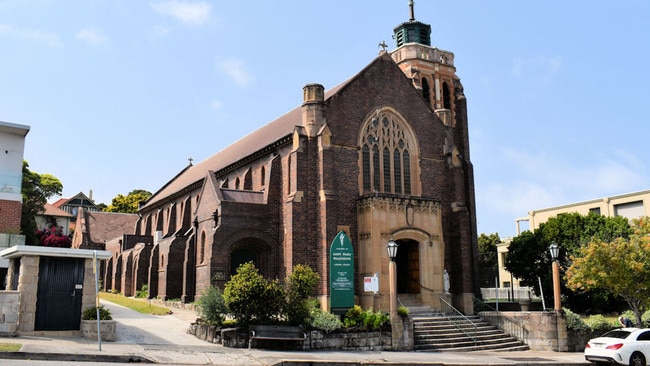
left=188, top=157, right=194, bottom=165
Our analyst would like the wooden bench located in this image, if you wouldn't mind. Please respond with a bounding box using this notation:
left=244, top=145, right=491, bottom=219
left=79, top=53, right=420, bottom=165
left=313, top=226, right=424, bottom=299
left=248, top=325, right=307, bottom=349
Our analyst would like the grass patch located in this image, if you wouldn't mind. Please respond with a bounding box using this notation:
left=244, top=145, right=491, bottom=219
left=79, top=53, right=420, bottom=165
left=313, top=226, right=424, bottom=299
left=99, top=292, right=171, bottom=316
left=0, top=343, right=21, bottom=352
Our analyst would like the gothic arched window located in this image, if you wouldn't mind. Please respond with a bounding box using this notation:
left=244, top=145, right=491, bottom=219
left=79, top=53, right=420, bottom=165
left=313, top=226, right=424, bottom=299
left=442, top=81, right=451, bottom=110
left=360, top=111, right=414, bottom=195
left=421, top=77, right=431, bottom=105
left=199, top=231, right=206, bottom=264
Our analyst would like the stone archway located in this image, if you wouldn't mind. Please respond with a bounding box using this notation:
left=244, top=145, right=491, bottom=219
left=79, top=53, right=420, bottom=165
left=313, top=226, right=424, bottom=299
left=230, top=248, right=257, bottom=275
left=226, top=235, right=277, bottom=280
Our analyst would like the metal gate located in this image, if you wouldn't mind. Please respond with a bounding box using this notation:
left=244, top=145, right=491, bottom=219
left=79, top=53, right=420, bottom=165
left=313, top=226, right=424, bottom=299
left=35, top=256, right=85, bottom=330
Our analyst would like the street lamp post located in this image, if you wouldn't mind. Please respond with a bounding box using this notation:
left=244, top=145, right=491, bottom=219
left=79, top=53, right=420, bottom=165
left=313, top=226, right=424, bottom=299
left=387, top=239, right=399, bottom=317
left=549, top=243, right=561, bottom=311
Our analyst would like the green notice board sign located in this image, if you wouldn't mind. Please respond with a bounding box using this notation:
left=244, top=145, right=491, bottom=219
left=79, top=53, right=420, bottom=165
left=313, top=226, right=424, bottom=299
left=329, top=231, right=354, bottom=314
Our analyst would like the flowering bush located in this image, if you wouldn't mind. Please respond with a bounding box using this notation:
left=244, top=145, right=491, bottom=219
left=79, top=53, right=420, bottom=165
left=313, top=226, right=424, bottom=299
left=36, top=226, right=71, bottom=247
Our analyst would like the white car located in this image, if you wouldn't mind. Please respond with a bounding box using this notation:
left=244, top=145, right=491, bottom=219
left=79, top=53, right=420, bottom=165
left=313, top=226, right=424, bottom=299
left=585, top=328, right=650, bottom=366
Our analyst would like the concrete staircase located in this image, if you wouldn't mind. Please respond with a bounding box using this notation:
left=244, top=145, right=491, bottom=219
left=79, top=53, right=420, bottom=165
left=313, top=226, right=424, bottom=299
left=409, top=306, right=529, bottom=352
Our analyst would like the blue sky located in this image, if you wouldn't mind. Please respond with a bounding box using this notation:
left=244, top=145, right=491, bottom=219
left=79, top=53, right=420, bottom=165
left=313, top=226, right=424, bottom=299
left=1, top=1, right=648, bottom=239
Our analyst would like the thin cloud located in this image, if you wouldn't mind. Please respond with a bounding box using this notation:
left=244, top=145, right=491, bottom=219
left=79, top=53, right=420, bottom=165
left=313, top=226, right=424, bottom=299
left=511, top=54, right=562, bottom=84
left=216, top=58, right=254, bottom=87
left=149, top=25, right=171, bottom=38
left=76, top=28, right=108, bottom=45
left=0, top=23, right=61, bottom=48
left=151, top=1, right=211, bottom=26
left=478, top=147, right=646, bottom=234
left=210, top=100, right=223, bottom=110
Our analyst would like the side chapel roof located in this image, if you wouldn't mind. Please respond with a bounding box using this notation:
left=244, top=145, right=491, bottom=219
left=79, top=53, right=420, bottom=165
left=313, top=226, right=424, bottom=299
left=76, top=208, right=139, bottom=245
left=140, top=54, right=395, bottom=210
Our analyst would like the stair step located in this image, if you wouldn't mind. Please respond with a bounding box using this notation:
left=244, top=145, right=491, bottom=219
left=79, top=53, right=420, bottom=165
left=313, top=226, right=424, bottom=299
left=411, top=312, right=529, bottom=353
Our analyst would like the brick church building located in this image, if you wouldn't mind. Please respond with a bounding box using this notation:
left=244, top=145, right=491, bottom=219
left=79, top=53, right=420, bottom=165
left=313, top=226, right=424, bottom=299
left=101, top=6, right=479, bottom=314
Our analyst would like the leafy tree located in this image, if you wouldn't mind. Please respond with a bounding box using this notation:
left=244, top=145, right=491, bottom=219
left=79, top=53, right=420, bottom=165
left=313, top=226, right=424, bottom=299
left=477, top=233, right=500, bottom=288
left=285, top=264, right=320, bottom=325
left=104, top=189, right=152, bottom=213
left=505, top=230, right=548, bottom=291
left=566, top=218, right=650, bottom=326
left=21, top=161, right=63, bottom=245
left=196, top=285, right=228, bottom=326
left=505, top=212, right=632, bottom=311
left=541, top=212, right=631, bottom=259
left=223, top=262, right=284, bottom=326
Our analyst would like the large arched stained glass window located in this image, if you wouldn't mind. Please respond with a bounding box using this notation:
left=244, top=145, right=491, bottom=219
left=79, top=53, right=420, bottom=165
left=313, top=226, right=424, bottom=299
left=360, top=111, right=413, bottom=195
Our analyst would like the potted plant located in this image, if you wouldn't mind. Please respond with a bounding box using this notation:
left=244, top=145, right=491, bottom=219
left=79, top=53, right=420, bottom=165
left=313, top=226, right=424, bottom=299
left=80, top=305, right=117, bottom=341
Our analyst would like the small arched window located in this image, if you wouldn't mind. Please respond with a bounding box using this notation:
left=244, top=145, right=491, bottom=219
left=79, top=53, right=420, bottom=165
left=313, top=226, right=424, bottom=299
left=243, top=169, right=252, bottom=190
left=260, top=166, right=266, bottom=186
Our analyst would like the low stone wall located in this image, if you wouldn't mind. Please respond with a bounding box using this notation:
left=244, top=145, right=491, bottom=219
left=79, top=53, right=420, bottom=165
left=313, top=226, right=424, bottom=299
left=479, top=311, right=568, bottom=351
left=310, top=330, right=391, bottom=351
left=0, top=291, right=19, bottom=336
left=188, top=324, right=392, bottom=351
left=80, top=320, right=117, bottom=341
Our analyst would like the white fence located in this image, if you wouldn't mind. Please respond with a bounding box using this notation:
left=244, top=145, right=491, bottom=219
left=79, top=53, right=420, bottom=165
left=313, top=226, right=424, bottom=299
left=480, top=287, right=537, bottom=301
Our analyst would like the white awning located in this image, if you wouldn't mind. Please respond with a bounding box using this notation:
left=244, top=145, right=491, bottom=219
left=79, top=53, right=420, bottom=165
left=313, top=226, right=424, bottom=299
left=0, top=245, right=112, bottom=260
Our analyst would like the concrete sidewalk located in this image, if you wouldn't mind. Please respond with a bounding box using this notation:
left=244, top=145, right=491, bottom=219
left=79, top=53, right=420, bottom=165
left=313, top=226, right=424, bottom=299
left=0, top=300, right=591, bottom=365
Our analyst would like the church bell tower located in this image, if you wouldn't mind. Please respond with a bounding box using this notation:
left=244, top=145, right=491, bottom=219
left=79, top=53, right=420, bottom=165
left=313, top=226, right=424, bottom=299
left=390, top=0, right=462, bottom=128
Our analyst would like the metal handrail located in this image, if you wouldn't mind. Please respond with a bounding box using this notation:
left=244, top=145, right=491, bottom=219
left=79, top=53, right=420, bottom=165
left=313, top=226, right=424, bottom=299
left=473, top=297, right=528, bottom=344
left=440, top=298, right=478, bottom=345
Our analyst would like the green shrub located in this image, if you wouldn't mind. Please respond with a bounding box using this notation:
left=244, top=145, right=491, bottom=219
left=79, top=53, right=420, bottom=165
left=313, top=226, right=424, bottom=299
left=564, top=308, right=589, bottom=334
left=343, top=305, right=363, bottom=327
left=81, top=305, right=112, bottom=320
left=310, top=309, right=342, bottom=332
left=222, top=319, right=238, bottom=327
left=136, top=284, right=148, bottom=298
left=197, top=285, right=228, bottom=326
left=285, top=264, right=320, bottom=326
left=584, top=314, right=614, bottom=334
left=343, top=305, right=389, bottom=331
left=397, top=306, right=410, bottom=317
left=223, top=262, right=284, bottom=326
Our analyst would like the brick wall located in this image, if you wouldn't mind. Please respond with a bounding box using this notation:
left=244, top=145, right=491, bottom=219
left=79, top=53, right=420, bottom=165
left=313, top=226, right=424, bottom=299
left=0, top=200, right=22, bottom=232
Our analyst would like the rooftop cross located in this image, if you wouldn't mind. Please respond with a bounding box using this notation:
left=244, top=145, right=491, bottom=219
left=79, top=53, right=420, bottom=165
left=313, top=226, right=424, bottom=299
left=378, top=40, right=388, bottom=53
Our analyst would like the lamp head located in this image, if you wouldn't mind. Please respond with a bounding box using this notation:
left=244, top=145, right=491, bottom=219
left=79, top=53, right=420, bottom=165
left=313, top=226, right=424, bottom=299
left=387, top=239, right=398, bottom=261
left=549, top=243, right=560, bottom=261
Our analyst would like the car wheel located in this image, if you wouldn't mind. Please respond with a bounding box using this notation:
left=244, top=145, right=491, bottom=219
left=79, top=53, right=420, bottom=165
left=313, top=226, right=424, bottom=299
left=630, top=352, right=646, bottom=366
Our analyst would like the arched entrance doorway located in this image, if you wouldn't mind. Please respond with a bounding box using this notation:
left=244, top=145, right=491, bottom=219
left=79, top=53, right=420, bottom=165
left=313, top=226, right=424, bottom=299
left=230, top=248, right=258, bottom=275
left=395, top=239, right=420, bottom=294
